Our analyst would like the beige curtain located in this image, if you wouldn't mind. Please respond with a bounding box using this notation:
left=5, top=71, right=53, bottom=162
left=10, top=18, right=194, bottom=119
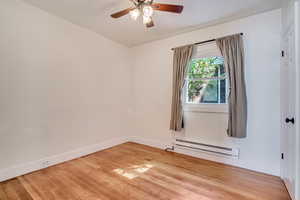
left=216, top=34, right=247, bottom=138
left=170, top=45, right=193, bottom=131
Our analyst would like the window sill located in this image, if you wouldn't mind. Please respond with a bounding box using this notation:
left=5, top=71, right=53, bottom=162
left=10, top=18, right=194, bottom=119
left=183, top=104, right=228, bottom=113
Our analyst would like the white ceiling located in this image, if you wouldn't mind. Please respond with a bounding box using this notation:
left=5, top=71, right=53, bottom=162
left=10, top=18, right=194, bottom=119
left=22, top=0, right=283, bottom=47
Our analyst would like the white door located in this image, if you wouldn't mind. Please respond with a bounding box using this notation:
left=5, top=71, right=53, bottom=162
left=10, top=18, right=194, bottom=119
left=281, top=23, right=297, bottom=200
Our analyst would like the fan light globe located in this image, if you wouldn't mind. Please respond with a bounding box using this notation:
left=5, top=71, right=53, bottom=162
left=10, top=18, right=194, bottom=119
left=143, top=5, right=153, bottom=17
left=130, top=8, right=140, bottom=20
left=143, top=15, right=152, bottom=24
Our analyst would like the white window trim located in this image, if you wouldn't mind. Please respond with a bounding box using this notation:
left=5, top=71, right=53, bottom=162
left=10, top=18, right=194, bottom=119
left=183, top=103, right=228, bottom=113
left=183, top=42, right=228, bottom=114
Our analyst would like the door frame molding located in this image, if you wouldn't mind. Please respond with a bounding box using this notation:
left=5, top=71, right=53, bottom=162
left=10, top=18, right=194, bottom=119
left=281, top=1, right=300, bottom=199
left=295, top=1, right=300, bottom=199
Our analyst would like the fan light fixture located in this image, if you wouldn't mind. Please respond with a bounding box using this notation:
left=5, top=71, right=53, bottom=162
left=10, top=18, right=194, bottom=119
left=143, top=5, right=153, bottom=17
left=131, top=5, right=153, bottom=22
left=111, top=0, right=184, bottom=28
left=130, top=8, right=140, bottom=20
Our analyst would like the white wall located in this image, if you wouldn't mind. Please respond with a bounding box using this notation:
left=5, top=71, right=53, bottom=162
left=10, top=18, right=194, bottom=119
left=131, top=10, right=282, bottom=176
left=0, top=0, right=283, bottom=179
left=0, top=0, right=132, bottom=171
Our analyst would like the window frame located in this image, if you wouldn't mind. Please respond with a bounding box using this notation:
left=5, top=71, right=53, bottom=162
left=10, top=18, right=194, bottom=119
left=183, top=43, right=229, bottom=113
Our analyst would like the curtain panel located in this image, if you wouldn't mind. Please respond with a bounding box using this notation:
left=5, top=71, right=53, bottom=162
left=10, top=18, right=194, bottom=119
left=216, top=34, right=247, bottom=138
left=170, top=45, right=193, bottom=131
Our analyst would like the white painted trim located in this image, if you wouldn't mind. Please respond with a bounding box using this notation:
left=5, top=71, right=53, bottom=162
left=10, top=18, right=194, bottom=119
left=129, top=136, right=168, bottom=150
left=295, top=1, right=300, bottom=199
left=0, top=137, right=128, bottom=182
left=183, top=103, right=228, bottom=113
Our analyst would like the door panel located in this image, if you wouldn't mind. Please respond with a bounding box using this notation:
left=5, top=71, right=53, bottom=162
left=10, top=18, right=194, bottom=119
left=281, top=24, right=297, bottom=200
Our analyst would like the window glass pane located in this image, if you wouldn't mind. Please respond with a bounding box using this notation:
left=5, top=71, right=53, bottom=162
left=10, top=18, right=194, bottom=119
left=187, top=57, right=225, bottom=79
left=187, top=79, right=226, bottom=104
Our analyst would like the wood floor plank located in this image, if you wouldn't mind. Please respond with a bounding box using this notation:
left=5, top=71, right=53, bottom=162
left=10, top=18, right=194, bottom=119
left=0, top=184, right=8, bottom=200
left=0, top=142, right=291, bottom=200
left=0, top=178, right=33, bottom=200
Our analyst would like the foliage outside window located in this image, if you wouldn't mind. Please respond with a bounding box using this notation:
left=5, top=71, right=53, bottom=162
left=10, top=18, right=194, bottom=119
left=185, top=56, right=227, bottom=104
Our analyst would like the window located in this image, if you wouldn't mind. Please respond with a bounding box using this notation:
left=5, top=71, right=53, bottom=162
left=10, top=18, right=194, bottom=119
left=185, top=56, right=227, bottom=104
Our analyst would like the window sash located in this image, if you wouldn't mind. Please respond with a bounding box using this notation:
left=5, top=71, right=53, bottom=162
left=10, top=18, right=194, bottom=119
left=185, top=77, right=228, bottom=104
left=185, top=54, right=227, bottom=105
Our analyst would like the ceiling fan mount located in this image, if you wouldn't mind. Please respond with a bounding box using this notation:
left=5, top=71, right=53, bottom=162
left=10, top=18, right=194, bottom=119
left=110, top=0, right=184, bottom=28
left=130, top=0, right=154, bottom=7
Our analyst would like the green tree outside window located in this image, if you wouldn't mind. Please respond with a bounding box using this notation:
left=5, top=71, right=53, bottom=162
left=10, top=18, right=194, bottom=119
left=186, top=57, right=226, bottom=103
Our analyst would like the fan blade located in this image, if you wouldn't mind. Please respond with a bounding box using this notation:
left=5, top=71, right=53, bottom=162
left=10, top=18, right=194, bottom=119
left=151, top=3, right=183, bottom=13
left=111, top=8, right=134, bottom=18
left=146, top=19, right=154, bottom=28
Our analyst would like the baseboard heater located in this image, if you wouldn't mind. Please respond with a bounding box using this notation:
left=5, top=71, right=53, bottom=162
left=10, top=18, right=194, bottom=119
left=175, top=139, right=239, bottom=158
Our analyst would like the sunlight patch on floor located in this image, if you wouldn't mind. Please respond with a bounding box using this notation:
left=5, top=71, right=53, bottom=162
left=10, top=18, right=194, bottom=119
left=113, top=164, right=153, bottom=179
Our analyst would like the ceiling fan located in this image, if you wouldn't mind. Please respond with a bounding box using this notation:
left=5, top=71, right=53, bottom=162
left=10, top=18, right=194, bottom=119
left=110, top=0, right=184, bottom=28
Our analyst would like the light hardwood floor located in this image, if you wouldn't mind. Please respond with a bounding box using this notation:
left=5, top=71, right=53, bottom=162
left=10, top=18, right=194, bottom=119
left=0, top=142, right=291, bottom=200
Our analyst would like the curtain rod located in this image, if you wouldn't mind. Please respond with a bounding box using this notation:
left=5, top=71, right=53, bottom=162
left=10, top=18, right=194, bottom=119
left=171, top=33, right=243, bottom=50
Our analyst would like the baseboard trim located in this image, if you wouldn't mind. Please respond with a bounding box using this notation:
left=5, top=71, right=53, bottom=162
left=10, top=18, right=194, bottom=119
left=129, top=136, right=168, bottom=150
left=0, top=137, right=128, bottom=182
